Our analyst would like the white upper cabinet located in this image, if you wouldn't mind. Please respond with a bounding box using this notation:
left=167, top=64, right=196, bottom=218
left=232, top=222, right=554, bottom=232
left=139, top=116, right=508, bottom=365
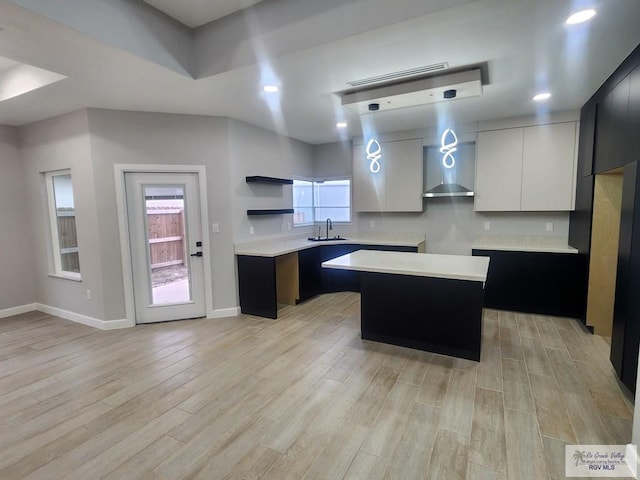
left=353, top=138, right=423, bottom=212
left=521, top=122, right=577, bottom=211
left=353, top=142, right=386, bottom=212
left=475, top=128, right=524, bottom=211
left=475, top=122, right=577, bottom=212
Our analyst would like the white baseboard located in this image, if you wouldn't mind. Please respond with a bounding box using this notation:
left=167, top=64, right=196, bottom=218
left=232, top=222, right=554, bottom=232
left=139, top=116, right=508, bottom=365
left=209, top=307, right=241, bottom=319
left=0, top=303, right=238, bottom=328
left=35, top=304, right=134, bottom=330
left=0, top=303, right=38, bottom=319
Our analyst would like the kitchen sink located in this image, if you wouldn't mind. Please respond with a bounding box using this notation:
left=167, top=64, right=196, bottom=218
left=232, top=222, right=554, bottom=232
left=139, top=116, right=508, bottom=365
left=307, top=236, right=348, bottom=242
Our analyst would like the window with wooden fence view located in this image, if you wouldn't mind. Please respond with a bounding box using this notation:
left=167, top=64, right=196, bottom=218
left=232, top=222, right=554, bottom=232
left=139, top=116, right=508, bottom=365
left=46, top=170, right=80, bottom=279
left=145, top=188, right=189, bottom=304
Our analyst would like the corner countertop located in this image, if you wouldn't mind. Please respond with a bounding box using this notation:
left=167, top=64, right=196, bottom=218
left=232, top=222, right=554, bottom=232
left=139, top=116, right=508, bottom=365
left=322, top=250, right=490, bottom=283
left=234, top=233, right=426, bottom=257
left=472, top=235, right=578, bottom=254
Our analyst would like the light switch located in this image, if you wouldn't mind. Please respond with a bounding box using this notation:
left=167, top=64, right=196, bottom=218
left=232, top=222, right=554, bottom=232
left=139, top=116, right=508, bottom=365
left=212, top=223, right=220, bottom=233
left=484, top=222, right=491, bottom=231
left=249, top=226, right=254, bottom=235
left=546, top=222, right=554, bottom=232
left=370, top=220, right=375, bottom=229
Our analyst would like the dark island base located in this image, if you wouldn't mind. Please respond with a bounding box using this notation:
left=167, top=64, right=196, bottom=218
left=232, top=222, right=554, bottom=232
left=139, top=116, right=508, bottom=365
left=359, top=271, right=484, bottom=361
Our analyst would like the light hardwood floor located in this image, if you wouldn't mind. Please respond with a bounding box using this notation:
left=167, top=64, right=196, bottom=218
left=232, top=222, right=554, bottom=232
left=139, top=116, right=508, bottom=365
left=0, top=293, right=633, bottom=479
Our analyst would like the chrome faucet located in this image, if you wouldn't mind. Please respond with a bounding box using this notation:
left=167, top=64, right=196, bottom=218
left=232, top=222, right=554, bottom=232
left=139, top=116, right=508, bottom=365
left=325, top=218, right=332, bottom=240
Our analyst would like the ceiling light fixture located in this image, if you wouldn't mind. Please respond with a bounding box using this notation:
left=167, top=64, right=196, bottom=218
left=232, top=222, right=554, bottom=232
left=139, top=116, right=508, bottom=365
left=336, top=122, right=348, bottom=128
left=263, top=85, right=279, bottom=93
left=565, top=9, right=597, bottom=25
left=533, top=92, right=552, bottom=102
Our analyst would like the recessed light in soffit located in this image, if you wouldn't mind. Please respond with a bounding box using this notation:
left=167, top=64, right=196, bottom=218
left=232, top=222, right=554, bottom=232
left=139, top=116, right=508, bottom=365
left=339, top=66, right=484, bottom=114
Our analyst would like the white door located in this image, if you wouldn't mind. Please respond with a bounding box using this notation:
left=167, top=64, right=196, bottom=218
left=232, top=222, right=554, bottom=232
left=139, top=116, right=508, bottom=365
left=125, top=172, right=206, bottom=324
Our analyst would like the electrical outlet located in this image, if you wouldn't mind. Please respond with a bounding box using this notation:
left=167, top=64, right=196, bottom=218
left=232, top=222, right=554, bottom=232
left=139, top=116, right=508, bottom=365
left=287, top=222, right=291, bottom=231
left=211, top=223, right=220, bottom=233
left=484, top=222, right=491, bottom=231
left=546, top=222, right=554, bottom=232
left=86, top=289, right=91, bottom=300
left=370, top=220, right=375, bottom=229
left=249, top=225, right=254, bottom=235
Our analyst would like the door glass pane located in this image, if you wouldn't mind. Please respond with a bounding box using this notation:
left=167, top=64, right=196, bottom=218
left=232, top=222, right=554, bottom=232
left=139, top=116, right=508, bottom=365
left=144, top=185, right=191, bottom=305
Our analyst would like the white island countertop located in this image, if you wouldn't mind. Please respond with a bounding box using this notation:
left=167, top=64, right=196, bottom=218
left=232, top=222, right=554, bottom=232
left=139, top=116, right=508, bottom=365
left=235, top=233, right=426, bottom=257
left=472, top=235, right=578, bottom=254
left=322, top=250, right=490, bottom=283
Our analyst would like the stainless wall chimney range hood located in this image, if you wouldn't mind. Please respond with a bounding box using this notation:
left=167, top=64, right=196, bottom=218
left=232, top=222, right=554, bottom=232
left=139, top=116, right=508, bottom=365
left=423, top=182, right=474, bottom=198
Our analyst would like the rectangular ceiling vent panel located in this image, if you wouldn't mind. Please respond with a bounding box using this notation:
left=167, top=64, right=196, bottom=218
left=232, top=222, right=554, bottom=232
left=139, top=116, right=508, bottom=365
left=346, top=63, right=449, bottom=87
left=340, top=68, right=483, bottom=114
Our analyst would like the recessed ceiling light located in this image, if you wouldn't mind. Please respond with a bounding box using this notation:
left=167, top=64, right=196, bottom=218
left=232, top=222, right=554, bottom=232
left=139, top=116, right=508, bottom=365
left=263, top=85, right=279, bottom=93
left=533, top=92, right=552, bottom=102
left=336, top=122, right=348, bottom=128
left=566, top=9, right=596, bottom=25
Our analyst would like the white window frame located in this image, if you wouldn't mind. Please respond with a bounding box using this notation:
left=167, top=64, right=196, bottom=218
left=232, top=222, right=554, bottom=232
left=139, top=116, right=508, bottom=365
left=45, top=170, right=81, bottom=281
left=293, top=176, right=352, bottom=227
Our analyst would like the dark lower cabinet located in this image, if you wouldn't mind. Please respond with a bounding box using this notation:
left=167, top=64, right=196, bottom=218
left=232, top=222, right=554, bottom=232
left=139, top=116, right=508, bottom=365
left=360, top=271, right=483, bottom=361
left=238, top=243, right=420, bottom=317
left=472, top=249, right=584, bottom=319
left=297, top=247, right=322, bottom=303
left=237, top=255, right=278, bottom=319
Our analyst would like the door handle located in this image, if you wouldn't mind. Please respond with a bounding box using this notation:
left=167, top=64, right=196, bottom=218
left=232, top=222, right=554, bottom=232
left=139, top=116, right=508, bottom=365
left=190, top=252, right=203, bottom=257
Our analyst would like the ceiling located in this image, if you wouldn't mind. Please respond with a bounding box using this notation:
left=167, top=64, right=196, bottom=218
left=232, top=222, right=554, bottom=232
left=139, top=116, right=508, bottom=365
left=142, top=0, right=266, bottom=28
left=0, top=0, right=638, bottom=145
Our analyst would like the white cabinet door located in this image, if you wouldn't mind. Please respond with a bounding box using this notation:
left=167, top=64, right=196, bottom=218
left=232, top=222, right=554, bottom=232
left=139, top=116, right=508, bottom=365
left=475, top=128, right=524, bottom=211
left=353, top=143, right=386, bottom=212
left=385, top=139, right=423, bottom=212
left=353, top=139, right=423, bottom=212
left=521, top=122, right=577, bottom=211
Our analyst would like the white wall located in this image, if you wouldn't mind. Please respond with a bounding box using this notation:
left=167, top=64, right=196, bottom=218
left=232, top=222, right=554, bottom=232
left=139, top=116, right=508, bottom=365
left=228, top=119, right=315, bottom=242
left=0, top=125, right=36, bottom=311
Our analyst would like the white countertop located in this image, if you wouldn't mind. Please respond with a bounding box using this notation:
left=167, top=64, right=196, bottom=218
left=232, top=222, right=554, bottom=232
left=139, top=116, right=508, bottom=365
left=234, top=233, right=426, bottom=257
left=472, top=235, right=578, bottom=254
left=322, top=250, right=490, bottom=283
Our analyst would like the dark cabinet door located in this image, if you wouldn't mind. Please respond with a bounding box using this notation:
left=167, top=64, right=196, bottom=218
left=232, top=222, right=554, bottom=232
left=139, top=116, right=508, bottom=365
left=594, top=77, right=631, bottom=173
left=578, top=103, right=597, bottom=177
left=298, top=247, right=322, bottom=303
left=630, top=64, right=640, bottom=161
left=237, top=255, right=278, bottom=318
left=611, top=160, right=640, bottom=393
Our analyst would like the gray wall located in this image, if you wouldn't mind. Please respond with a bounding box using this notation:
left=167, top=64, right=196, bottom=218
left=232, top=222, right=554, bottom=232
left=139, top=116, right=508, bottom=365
left=86, top=109, right=236, bottom=317
left=313, top=141, right=352, bottom=178
left=0, top=126, right=36, bottom=310
left=228, top=119, right=315, bottom=242
left=19, top=110, right=107, bottom=317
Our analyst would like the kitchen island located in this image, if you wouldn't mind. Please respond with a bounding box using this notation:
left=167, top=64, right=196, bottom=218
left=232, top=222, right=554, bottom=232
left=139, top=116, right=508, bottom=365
left=323, top=250, right=490, bottom=361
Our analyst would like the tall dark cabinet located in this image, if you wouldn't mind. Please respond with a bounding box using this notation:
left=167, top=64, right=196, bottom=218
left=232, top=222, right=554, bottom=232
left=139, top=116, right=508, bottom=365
left=569, top=43, right=640, bottom=393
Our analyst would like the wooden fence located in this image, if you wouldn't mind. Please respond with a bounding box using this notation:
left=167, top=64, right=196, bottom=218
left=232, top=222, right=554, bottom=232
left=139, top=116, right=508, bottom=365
left=56, top=208, right=186, bottom=270
left=146, top=208, right=186, bottom=269
left=57, top=212, right=80, bottom=272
